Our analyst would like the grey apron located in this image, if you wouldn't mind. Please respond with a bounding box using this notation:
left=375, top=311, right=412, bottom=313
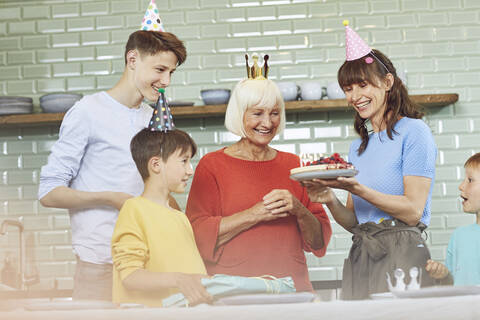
left=341, top=219, right=435, bottom=300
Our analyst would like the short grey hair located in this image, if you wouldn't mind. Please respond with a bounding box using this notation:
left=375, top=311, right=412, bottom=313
left=224, top=79, right=286, bottom=137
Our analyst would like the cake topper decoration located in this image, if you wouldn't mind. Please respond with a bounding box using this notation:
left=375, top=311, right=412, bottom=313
left=245, top=53, right=269, bottom=80
left=141, top=0, right=165, bottom=32
left=386, top=267, right=421, bottom=292
left=148, top=88, right=175, bottom=132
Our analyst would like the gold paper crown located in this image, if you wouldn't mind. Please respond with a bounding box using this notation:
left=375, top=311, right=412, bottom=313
left=245, top=53, right=269, bottom=80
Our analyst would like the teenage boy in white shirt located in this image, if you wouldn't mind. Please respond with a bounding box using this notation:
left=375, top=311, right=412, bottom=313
left=39, top=29, right=187, bottom=301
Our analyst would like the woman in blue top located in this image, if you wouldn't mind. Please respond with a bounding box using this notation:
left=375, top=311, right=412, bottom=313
left=304, top=46, right=437, bottom=299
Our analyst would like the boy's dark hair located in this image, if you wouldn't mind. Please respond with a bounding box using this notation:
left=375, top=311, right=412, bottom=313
left=124, top=30, right=187, bottom=66
left=465, top=153, right=480, bottom=169
left=338, top=49, right=423, bottom=155
left=130, top=128, right=197, bottom=181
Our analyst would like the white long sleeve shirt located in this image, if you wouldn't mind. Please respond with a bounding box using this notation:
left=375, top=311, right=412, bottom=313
left=39, top=91, right=152, bottom=264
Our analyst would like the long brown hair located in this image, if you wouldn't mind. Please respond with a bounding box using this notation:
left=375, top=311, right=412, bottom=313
left=338, top=49, right=423, bottom=155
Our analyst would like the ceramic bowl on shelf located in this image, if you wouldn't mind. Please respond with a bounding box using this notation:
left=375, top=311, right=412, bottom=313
left=0, top=96, right=33, bottom=104
left=299, top=82, right=324, bottom=101
left=0, top=96, right=33, bottom=115
left=0, top=102, right=33, bottom=115
left=200, top=89, right=231, bottom=105
left=326, top=82, right=346, bottom=100
left=40, top=93, right=83, bottom=113
left=276, top=82, right=299, bottom=101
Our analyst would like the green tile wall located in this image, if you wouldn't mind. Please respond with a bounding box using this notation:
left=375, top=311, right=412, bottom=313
left=0, top=0, right=479, bottom=291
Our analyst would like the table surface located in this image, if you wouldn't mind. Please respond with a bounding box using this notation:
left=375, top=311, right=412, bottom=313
left=2, top=294, right=479, bottom=320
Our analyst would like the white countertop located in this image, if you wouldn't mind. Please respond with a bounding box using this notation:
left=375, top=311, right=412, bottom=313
left=2, top=295, right=479, bottom=320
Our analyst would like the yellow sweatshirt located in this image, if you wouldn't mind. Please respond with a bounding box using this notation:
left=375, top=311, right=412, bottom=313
left=111, top=196, right=207, bottom=307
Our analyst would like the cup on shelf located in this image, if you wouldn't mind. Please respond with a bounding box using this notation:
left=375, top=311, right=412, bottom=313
left=276, top=82, right=299, bottom=101
left=299, top=82, right=324, bottom=101
left=326, top=82, right=346, bottom=100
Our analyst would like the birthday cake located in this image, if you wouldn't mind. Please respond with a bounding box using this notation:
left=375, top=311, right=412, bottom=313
left=290, top=153, right=356, bottom=179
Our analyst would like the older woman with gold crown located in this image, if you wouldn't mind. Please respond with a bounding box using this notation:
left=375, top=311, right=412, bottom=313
left=185, top=54, right=332, bottom=292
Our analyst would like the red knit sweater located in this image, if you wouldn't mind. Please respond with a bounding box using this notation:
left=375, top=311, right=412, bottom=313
left=186, top=148, right=332, bottom=292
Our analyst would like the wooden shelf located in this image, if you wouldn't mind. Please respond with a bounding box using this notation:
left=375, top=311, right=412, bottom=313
left=0, top=93, right=458, bottom=127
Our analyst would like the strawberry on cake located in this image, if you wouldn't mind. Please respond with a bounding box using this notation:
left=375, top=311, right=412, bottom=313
left=290, top=153, right=357, bottom=181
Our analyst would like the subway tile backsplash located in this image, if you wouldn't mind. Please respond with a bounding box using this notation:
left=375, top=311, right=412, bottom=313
left=0, top=0, right=479, bottom=290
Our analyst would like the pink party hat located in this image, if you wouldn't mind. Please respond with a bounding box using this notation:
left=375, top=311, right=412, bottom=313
left=141, top=0, right=165, bottom=32
left=343, top=20, right=371, bottom=61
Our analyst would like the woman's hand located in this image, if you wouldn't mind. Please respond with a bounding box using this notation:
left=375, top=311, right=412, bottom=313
left=215, top=200, right=289, bottom=248
left=249, top=200, right=290, bottom=222
left=263, top=189, right=325, bottom=250
left=302, top=180, right=358, bottom=232
left=300, top=176, right=362, bottom=202
left=262, top=189, right=303, bottom=216
left=174, top=273, right=213, bottom=306
left=301, top=181, right=335, bottom=204
left=312, top=177, right=360, bottom=193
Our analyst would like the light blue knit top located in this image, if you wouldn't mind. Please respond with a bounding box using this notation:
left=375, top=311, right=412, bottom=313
left=349, top=117, right=437, bottom=225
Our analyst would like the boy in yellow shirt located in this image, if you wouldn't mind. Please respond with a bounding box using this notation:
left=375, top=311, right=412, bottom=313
left=111, top=127, right=212, bottom=307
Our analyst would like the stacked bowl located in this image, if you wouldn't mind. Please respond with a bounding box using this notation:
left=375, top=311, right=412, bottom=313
left=200, top=89, right=231, bottom=105
left=40, top=93, right=83, bottom=113
left=0, top=96, right=33, bottom=115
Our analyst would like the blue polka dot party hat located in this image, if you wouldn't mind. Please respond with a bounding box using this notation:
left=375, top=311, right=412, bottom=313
left=141, top=0, right=165, bottom=32
left=148, top=88, right=175, bottom=132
